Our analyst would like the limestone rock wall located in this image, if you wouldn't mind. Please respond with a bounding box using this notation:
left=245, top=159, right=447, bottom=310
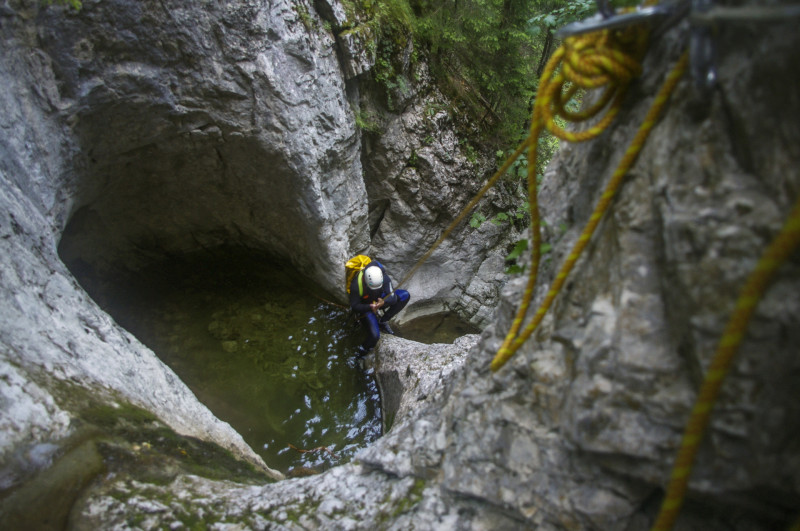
left=0, top=0, right=506, bottom=502
left=353, top=61, right=518, bottom=327
left=1, top=0, right=296, bottom=480
left=41, top=0, right=367, bottom=297
left=1, top=0, right=377, bottom=485
left=372, top=19, right=800, bottom=529
left=66, top=12, right=800, bottom=531
left=4, top=0, right=798, bottom=529
left=361, top=86, right=516, bottom=327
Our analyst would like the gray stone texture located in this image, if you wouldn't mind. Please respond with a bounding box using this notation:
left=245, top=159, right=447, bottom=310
left=1, top=0, right=507, bottom=503
left=42, top=0, right=367, bottom=296
left=1, top=0, right=799, bottom=529
left=356, top=58, right=519, bottom=327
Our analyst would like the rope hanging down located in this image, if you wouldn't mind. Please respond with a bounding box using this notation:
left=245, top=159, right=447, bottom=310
left=651, top=195, right=800, bottom=529
left=485, top=15, right=800, bottom=531
left=392, top=7, right=796, bottom=529
left=490, top=30, right=688, bottom=371
left=397, top=23, right=652, bottom=291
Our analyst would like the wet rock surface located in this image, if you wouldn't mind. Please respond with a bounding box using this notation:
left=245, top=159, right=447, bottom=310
left=1, top=0, right=799, bottom=529
left=44, top=0, right=366, bottom=296
left=360, top=80, right=519, bottom=328
left=367, top=334, right=477, bottom=436
left=1, top=0, right=507, bottom=518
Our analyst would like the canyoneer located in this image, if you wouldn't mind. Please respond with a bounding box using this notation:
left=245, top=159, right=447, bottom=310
left=347, top=257, right=409, bottom=356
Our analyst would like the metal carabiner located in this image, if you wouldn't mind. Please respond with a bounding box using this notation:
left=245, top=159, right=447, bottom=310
left=689, top=0, right=717, bottom=94
left=556, top=0, right=690, bottom=39
left=554, top=0, right=800, bottom=99
left=688, top=1, right=800, bottom=93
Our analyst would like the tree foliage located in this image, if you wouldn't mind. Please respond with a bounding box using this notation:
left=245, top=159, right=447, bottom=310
left=411, top=0, right=545, bottom=145
left=405, top=0, right=640, bottom=146
left=341, top=0, right=417, bottom=111
left=343, top=0, right=611, bottom=145
left=528, top=0, right=595, bottom=34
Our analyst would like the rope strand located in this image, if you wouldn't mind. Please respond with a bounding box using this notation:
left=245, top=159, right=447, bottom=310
left=386, top=3, right=796, bottom=529
left=651, top=195, right=800, bottom=530
left=386, top=5, right=796, bottom=529
left=492, top=38, right=688, bottom=371
left=396, top=139, right=530, bottom=290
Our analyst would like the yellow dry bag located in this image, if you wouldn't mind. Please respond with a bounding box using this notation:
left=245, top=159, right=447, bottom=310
left=345, top=255, right=372, bottom=294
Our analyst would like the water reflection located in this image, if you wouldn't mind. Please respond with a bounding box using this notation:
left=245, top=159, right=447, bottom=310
left=100, top=250, right=382, bottom=475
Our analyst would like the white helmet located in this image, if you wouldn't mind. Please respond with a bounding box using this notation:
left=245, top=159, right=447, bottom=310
left=364, top=265, right=384, bottom=290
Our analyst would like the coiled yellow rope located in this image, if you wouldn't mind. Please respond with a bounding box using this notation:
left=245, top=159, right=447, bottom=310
left=488, top=26, right=799, bottom=528
left=651, top=194, right=800, bottom=530
left=394, top=9, right=796, bottom=528
left=490, top=34, right=689, bottom=371
left=397, top=25, right=650, bottom=292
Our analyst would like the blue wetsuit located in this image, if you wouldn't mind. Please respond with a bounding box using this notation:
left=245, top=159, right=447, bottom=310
left=348, top=262, right=410, bottom=353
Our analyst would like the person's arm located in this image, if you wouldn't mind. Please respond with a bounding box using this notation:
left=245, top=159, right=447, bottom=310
left=380, top=266, right=397, bottom=305
left=349, top=275, right=373, bottom=313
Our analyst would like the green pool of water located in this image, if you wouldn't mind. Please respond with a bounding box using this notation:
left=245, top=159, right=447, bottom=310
left=396, top=312, right=480, bottom=344
left=100, top=249, right=381, bottom=476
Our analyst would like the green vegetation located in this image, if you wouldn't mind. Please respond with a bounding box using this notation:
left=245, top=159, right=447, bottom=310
left=470, top=200, right=529, bottom=229
left=294, top=3, right=315, bottom=30
left=505, top=238, right=530, bottom=274
left=528, top=0, right=596, bottom=35
left=392, top=478, right=427, bottom=516
left=345, top=0, right=645, bottom=147
left=48, top=380, right=273, bottom=486
left=470, top=205, right=570, bottom=275
left=353, top=105, right=382, bottom=133
left=412, top=0, right=545, bottom=145
left=79, top=400, right=272, bottom=484
left=375, top=478, right=427, bottom=525
left=43, top=0, right=82, bottom=10
left=341, top=0, right=600, bottom=251
left=0, top=378, right=275, bottom=530
left=341, top=1, right=417, bottom=111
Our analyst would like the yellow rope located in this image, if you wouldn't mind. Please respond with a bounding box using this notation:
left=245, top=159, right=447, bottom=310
left=397, top=24, right=649, bottom=292
left=651, top=195, right=800, bottom=530
left=490, top=36, right=689, bottom=371
left=396, top=139, right=529, bottom=290
left=390, top=5, right=795, bottom=527
left=383, top=3, right=798, bottom=527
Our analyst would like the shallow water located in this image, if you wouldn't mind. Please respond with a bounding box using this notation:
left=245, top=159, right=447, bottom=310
left=397, top=312, right=480, bottom=344
left=101, top=250, right=381, bottom=476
